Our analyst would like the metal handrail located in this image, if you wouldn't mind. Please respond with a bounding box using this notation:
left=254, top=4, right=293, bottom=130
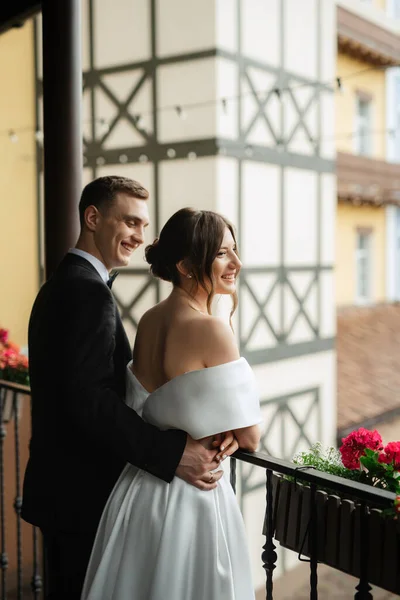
left=234, top=449, right=395, bottom=507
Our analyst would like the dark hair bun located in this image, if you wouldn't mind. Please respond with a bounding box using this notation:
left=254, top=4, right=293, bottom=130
left=145, top=238, right=172, bottom=282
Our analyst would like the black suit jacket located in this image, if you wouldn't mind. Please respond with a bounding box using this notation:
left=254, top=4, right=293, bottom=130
left=21, top=253, right=186, bottom=533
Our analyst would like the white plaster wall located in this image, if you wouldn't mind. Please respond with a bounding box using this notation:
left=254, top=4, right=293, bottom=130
left=320, top=173, right=336, bottom=266
left=239, top=0, right=281, bottom=68
left=284, top=168, right=318, bottom=266
left=241, top=162, right=281, bottom=267
left=93, top=0, right=151, bottom=67
left=284, top=0, right=318, bottom=80
left=156, top=0, right=215, bottom=57
left=158, top=57, right=217, bottom=142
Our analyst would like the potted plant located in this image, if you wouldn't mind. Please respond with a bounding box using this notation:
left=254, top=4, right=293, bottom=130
left=273, top=429, right=400, bottom=594
left=0, top=328, right=29, bottom=421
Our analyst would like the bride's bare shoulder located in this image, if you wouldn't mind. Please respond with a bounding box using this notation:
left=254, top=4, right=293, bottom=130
left=194, top=315, right=240, bottom=367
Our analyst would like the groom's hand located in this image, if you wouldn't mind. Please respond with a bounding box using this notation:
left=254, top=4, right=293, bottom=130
left=176, top=435, right=224, bottom=491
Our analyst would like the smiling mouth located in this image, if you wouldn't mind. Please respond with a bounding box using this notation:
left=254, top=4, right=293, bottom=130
left=121, top=242, right=135, bottom=253
left=222, top=274, right=236, bottom=281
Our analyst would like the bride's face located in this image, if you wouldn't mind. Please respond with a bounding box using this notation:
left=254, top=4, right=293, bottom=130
left=212, top=227, right=242, bottom=295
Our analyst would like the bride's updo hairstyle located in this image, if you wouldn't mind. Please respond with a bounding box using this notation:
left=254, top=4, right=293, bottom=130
left=145, top=208, right=238, bottom=317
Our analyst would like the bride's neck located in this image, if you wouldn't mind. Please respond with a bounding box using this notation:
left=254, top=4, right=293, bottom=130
left=170, top=285, right=210, bottom=315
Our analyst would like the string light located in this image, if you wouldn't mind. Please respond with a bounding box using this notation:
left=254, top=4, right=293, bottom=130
left=98, top=118, right=110, bottom=135
left=134, top=115, right=144, bottom=129
left=34, top=130, right=44, bottom=143
left=1, top=63, right=398, bottom=148
left=175, top=105, right=187, bottom=120
left=9, top=130, right=18, bottom=143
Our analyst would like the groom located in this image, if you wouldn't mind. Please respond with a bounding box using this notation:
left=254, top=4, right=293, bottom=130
left=22, top=176, right=237, bottom=600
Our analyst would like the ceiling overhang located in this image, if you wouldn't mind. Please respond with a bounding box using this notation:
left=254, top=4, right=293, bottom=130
left=337, top=6, right=400, bottom=66
left=337, top=152, right=400, bottom=207
left=0, top=0, right=40, bottom=35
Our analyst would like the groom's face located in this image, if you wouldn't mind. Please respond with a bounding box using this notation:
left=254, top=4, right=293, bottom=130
left=95, top=193, right=150, bottom=270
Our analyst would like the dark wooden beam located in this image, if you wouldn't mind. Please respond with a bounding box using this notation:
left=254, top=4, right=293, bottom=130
left=42, top=0, right=82, bottom=277
left=0, top=0, right=41, bottom=34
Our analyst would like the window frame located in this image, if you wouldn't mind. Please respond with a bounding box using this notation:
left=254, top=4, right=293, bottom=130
left=355, top=228, right=372, bottom=305
left=354, top=91, right=373, bottom=157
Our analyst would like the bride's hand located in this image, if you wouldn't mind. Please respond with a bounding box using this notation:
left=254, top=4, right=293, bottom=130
left=213, top=431, right=239, bottom=462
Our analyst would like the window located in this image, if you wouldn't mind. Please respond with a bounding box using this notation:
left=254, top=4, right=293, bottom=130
left=355, top=95, right=372, bottom=156
left=356, top=230, right=372, bottom=303
left=390, top=0, right=400, bottom=18
left=395, top=209, right=400, bottom=299
left=355, top=93, right=372, bottom=156
left=395, top=76, right=400, bottom=159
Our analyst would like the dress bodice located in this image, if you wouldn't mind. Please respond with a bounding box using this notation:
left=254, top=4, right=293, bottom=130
left=126, top=358, right=262, bottom=440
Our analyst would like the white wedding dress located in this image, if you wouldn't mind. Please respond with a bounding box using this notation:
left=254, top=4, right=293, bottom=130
left=81, top=357, right=262, bottom=600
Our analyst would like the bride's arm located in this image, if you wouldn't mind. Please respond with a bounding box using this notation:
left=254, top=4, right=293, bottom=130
left=232, top=424, right=261, bottom=453
left=201, top=318, right=261, bottom=453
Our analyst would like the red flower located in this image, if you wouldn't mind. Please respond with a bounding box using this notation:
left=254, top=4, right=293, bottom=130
left=378, top=442, right=400, bottom=469
left=340, top=428, right=383, bottom=470
left=0, top=329, right=8, bottom=344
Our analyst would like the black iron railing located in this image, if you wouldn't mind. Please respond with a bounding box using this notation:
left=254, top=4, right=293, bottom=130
left=0, top=377, right=397, bottom=600
left=231, top=450, right=397, bottom=600
left=0, top=380, right=43, bottom=600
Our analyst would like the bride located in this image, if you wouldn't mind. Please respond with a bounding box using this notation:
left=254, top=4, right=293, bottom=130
left=81, top=207, right=262, bottom=600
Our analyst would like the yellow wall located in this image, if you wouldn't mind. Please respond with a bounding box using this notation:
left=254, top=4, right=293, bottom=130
left=374, top=0, right=386, bottom=10
left=336, top=203, right=386, bottom=306
left=0, top=21, right=38, bottom=347
left=336, top=53, right=386, bottom=159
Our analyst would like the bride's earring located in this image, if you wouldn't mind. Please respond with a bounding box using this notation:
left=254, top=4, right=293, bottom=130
left=186, top=274, right=193, bottom=279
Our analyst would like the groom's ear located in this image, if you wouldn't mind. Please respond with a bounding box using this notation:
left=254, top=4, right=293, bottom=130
left=84, top=205, right=100, bottom=232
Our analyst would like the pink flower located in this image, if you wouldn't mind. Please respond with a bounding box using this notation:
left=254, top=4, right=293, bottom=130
left=378, top=442, right=400, bottom=469
left=0, top=329, right=8, bottom=344
left=340, top=428, right=383, bottom=470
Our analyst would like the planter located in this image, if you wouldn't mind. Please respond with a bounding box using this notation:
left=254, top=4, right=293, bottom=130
left=272, top=474, right=400, bottom=594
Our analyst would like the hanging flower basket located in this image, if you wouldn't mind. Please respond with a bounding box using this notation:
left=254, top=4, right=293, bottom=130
left=272, top=431, right=400, bottom=594
left=272, top=474, right=400, bottom=594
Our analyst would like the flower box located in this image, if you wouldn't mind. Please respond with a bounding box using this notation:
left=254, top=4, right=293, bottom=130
left=272, top=473, right=400, bottom=594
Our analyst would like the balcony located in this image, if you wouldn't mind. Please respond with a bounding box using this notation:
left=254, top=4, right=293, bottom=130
left=337, top=151, right=400, bottom=207
left=1, top=379, right=398, bottom=599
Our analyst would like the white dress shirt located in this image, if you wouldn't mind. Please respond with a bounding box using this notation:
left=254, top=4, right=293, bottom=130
left=68, top=248, right=109, bottom=283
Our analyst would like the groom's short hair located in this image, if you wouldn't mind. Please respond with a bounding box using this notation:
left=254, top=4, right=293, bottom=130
left=79, top=175, right=149, bottom=227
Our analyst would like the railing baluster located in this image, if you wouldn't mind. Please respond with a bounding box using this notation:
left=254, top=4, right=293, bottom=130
left=31, top=527, right=42, bottom=600
left=262, top=469, right=277, bottom=600
left=309, top=483, right=318, bottom=600
left=230, top=457, right=237, bottom=494
left=354, top=502, right=372, bottom=599
left=13, top=391, right=23, bottom=600
left=0, top=388, right=8, bottom=600
left=30, top=376, right=42, bottom=600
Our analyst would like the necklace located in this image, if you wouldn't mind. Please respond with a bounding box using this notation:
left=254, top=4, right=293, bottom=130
left=188, top=304, right=208, bottom=316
